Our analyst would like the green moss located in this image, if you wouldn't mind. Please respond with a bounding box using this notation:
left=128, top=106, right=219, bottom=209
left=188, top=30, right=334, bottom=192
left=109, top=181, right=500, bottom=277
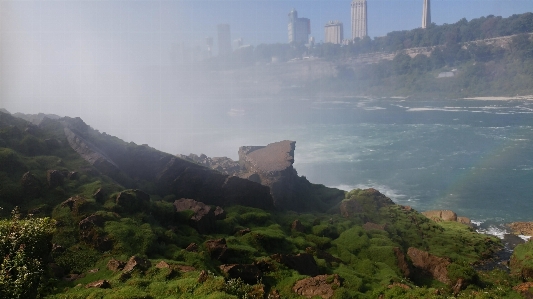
left=104, top=218, right=156, bottom=256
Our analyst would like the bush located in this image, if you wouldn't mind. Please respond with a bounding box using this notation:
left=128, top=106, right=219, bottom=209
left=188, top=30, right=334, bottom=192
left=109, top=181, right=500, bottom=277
left=0, top=208, right=55, bottom=299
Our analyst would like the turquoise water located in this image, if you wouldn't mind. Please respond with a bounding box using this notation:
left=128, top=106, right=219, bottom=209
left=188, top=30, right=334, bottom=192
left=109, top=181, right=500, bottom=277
left=166, top=97, right=533, bottom=226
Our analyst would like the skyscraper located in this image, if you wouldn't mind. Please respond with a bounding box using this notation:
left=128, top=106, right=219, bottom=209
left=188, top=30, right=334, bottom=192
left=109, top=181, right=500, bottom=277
left=324, top=21, right=344, bottom=44
left=288, top=9, right=311, bottom=44
left=351, top=0, right=367, bottom=40
left=217, top=24, right=231, bottom=56
left=422, top=0, right=431, bottom=29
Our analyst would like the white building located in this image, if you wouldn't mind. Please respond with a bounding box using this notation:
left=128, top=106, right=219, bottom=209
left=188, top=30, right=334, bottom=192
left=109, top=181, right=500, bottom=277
left=351, top=0, right=367, bottom=39
left=325, top=21, right=344, bottom=44
left=288, top=9, right=311, bottom=44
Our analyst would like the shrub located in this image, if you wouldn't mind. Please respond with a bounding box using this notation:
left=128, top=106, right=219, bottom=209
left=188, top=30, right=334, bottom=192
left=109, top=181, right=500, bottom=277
left=0, top=208, right=55, bottom=299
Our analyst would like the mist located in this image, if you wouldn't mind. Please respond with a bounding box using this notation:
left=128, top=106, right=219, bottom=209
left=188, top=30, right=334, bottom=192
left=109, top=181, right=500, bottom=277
left=1, top=0, right=532, bottom=160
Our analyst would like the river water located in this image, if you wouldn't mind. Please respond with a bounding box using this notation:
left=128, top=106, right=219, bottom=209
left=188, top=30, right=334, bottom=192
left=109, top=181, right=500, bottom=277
left=166, top=96, right=533, bottom=233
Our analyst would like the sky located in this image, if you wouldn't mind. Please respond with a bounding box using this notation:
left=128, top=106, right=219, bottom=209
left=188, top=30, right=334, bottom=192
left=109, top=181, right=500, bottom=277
left=0, top=0, right=532, bottom=155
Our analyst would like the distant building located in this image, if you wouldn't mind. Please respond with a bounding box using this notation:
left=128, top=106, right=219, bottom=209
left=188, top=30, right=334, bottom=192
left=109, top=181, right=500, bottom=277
left=288, top=9, right=311, bottom=44
left=422, top=0, right=431, bottom=29
left=351, top=0, right=367, bottom=39
left=324, top=21, right=344, bottom=44
left=217, top=24, right=232, bottom=56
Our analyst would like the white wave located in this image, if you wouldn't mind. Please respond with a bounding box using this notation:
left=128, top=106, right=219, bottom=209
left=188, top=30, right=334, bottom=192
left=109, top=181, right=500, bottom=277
left=519, top=235, right=531, bottom=241
left=475, top=224, right=509, bottom=239
left=406, top=108, right=466, bottom=112
left=363, top=107, right=387, bottom=110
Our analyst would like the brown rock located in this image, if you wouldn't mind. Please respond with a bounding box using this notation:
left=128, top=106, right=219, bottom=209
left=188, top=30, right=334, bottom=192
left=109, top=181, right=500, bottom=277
left=93, top=188, right=106, bottom=203
left=185, top=242, right=199, bottom=252
left=122, top=256, right=152, bottom=273
left=156, top=261, right=170, bottom=269
left=306, top=247, right=342, bottom=264
left=79, top=214, right=104, bottom=230
left=219, top=264, right=262, bottom=284
left=272, top=253, right=319, bottom=276
left=513, top=282, right=533, bottom=294
left=21, top=172, right=42, bottom=197
left=198, top=270, right=209, bottom=283
left=47, top=170, right=64, bottom=189
left=422, top=210, right=458, bottom=222
left=67, top=171, right=79, bottom=180
left=174, top=198, right=216, bottom=234
left=116, top=189, right=150, bottom=211
left=107, top=258, right=126, bottom=272
left=457, top=216, right=471, bottom=226
left=236, top=228, right=251, bottom=236
left=291, top=220, right=306, bottom=232
left=292, top=274, right=341, bottom=299
left=205, top=238, right=229, bottom=261
left=393, top=247, right=410, bottom=277
left=60, top=196, right=85, bottom=212
left=407, top=247, right=450, bottom=284
left=508, top=222, right=533, bottom=236
left=214, top=206, right=226, bottom=220
left=85, top=280, right=111, bottom=289
left=452, top=278, right=465, bottom=295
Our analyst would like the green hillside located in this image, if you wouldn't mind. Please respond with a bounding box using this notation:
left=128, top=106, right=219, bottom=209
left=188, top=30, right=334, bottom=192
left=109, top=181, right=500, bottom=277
left=1, top=111, right=533, bottom=298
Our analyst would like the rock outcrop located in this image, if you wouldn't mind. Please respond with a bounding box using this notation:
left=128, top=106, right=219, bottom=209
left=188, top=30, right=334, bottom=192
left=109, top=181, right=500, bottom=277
left=272, top=253, right=319, bottom=276
left=237, top=140, right=297, bottom=209
left=340, top=188, right=394, bottom=218
left=422, top=210, right=472, bottom=226
left=508, top=222, right=533, bottom=236
left=407, top=247, right=450, bottom=284
left=219, top=264, right=262, bottom=284
left=292, top=274, right=341, bottom=299
left=181, top=140, right=344, bottom=211
left=60, top=117, right=274, bottom=210
left=173, top=198, right=218, bottom=234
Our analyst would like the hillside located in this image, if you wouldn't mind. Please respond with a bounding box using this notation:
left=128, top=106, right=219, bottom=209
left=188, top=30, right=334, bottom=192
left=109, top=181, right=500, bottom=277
left=2, top=111, right=533, bottom=298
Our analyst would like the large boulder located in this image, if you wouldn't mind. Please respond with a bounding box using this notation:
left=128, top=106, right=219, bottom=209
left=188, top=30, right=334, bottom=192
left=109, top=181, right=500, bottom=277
left=219, top=264, right=262, bottom=284
left=508, top=222, right=533, bottom=236
left=272, top=253, right=319, bottom=276
left=422, top=210, right=457, bottom=222
left=78, top=214, right=113, bottom=251
left=46, top=170, right=64, bottom=189
left=205, top=238, right=229, bottom=261
left=173, top=198, right=216, bottom=234
left=122, top=256, right=152, bottom=273
left=238, top=140, right=297, bottom=209
left=21, top=172, right=42, bottom=197
left=292, top=274, right=341, bottom=299
left=115, top=189, right=150, bottom=212
left=407, top=247, right=450, bottom=284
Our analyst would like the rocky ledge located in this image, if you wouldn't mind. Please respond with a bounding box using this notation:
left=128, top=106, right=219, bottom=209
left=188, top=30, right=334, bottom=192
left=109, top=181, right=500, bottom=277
left=180, top=140, right=344, bottom=211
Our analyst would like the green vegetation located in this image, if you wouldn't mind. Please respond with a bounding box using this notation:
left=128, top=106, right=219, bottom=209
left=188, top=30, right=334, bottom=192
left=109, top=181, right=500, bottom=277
left=1, top=111, right=533, bottom=298
left=0, top=208, right=55, bottom=299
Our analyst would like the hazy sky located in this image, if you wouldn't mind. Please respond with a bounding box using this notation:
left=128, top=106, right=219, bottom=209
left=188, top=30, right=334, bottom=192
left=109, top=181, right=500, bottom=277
left=0, top=0, right=532, bottom=156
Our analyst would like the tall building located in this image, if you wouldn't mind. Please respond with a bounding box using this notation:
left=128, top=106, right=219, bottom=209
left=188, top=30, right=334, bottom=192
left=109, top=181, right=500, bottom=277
left=351, top=0, right=367, bottom=39
left=217, top=24, right=231, bottom=56
left=288, top=9, right=311, bottom=44
left=422, top=0, right=431, bottom=29
left=324, top=21, right=344, bottom=44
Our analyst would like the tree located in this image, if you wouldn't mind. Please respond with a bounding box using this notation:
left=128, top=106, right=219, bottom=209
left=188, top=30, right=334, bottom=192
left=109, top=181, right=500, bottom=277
left=0, top=208, right=55, bottom=299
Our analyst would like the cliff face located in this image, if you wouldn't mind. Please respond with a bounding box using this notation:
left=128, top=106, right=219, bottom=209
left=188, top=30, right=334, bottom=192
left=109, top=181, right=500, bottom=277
left=60, top=117, right=274, bottom=210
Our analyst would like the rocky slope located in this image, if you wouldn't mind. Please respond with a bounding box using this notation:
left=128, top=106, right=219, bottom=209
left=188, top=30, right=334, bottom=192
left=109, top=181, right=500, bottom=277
left=1, top=110, right=533, bottom=299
